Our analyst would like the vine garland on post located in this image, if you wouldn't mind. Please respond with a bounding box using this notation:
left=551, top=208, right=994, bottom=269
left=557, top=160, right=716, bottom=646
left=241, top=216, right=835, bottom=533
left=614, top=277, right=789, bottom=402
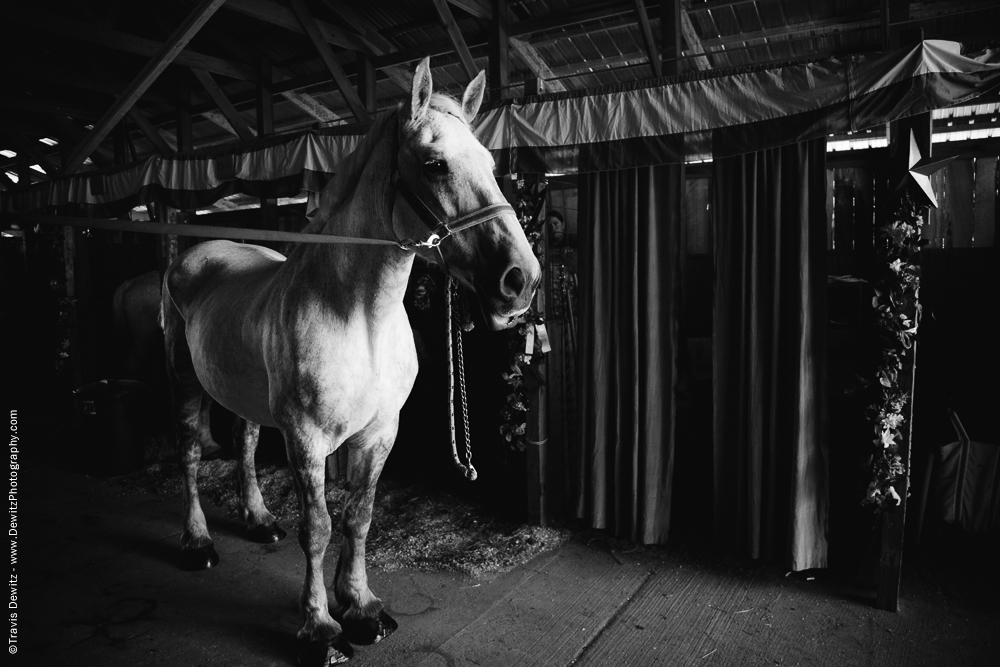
left=499, top=175, right=548, bottom=451
left=863, top=191, right=924, bottom=511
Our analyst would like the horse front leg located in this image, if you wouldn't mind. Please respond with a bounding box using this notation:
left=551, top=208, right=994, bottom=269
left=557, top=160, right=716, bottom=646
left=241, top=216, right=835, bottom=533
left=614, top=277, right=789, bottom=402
left=332, top=420, right=399, bottom=645
left=286, top=433, right=352, bottom=666
left=233, top=418, right=286, bottom=543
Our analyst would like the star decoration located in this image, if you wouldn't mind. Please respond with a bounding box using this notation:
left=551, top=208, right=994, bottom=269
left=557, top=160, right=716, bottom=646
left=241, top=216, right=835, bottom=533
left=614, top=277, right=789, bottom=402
left=887, top=129, right=955, bottom=208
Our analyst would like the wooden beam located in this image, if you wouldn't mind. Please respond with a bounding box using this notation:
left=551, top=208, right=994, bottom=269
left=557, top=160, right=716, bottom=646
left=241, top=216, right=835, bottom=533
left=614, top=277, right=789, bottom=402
left=679, top=7, right=711, bottom=70
left=699, top=13, right=880, bottom=49
left=357, top=54, right=377, bottom=114
left=64, top=0, right=227, bottom=174
left=661, top=0, right=681, bottom=75
left=685, top=0, right=759, bottom=12
left=191, top=69, right=256, bottom=142
left=257, top=61, right=275, bottom=136
left=289, top=0, right=371, bottom=123
left=11, top=12, right=256, bottom=82
left=177, top=81, right=194, bottom=153
left=44, top=117, right=114, bottom=168
left=489, top=0, right=510, bottom=98
left=0, top=95, right=101, bottom=122
left=448, top=0, right=492, bottom=20
left=127, top=108, right=174, bottom=155
left=318, top=0, right=413, bottom=92
left=509, top=38, right=567, bottom=93
left=431, top=0, right=481, bottom=82
left=225, top=0, right=374, bottom=54
left=633, top=0, right=662, bottom=78
left=0, top=126, right=61, bottom=178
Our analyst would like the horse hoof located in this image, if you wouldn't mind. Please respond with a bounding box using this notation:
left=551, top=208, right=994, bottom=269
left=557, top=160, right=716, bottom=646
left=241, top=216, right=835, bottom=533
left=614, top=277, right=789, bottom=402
left=247, top=523, right=287, bottom=544
left=338, top=610, right=398, bottom=645
left=180, top=544, right=220, bottom=571
left=297, top=636, right=353, bottom=666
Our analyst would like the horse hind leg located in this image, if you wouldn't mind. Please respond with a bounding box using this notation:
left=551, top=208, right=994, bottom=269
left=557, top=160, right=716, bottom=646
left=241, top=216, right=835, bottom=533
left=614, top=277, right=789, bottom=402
left=332, top=422, right=399, bottom=645
left=233, top=418, right=286, bottom=543
left=162, top=297, right=219, bottom=571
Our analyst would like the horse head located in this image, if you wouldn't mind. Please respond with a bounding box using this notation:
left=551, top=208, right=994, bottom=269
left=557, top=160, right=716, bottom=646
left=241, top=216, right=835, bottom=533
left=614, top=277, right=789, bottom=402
left=393, top=58, right=540, bottom=330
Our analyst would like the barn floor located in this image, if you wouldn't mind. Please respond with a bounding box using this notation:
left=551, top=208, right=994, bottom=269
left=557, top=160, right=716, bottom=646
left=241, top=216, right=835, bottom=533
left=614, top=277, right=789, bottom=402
left=18, top=464, right=999, bottom=667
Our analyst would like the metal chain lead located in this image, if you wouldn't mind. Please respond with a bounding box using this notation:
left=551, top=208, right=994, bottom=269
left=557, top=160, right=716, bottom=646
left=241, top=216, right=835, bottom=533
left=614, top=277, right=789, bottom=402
left=453, top=280, right=474, bottom=479
left=445, top=276, right=477, bottom=481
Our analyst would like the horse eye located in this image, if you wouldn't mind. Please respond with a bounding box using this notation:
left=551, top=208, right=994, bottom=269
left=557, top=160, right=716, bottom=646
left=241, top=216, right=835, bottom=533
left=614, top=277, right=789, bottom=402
left=424, top=160, right=449, bottom=176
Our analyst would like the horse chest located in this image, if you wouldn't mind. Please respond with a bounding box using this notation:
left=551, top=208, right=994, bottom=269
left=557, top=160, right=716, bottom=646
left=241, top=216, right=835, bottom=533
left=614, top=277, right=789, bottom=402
left=275, top=316, right=418, bottom=433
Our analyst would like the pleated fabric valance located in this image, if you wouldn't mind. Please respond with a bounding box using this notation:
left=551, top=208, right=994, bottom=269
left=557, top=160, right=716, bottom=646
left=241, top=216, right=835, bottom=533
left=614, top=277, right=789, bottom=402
left=3, top=40, right=998, bottom=216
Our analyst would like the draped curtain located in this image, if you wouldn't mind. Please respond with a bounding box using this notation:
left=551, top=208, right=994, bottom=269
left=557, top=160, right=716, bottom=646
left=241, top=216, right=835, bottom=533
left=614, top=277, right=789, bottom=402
left=576, top=164, right=684, bottom=544
left=712, top=138, right=830, bottom=570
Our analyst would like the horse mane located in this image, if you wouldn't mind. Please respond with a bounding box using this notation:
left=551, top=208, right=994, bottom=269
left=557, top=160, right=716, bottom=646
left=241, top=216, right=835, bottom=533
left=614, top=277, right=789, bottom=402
left=300, top=107, right=399, bottom=234
left=299, top=93, right=469, bottom=236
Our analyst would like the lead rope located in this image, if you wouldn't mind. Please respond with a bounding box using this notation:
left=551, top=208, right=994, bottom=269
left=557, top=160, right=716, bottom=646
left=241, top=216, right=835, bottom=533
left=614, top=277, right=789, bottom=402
left=445, top=276, right=477, bottom=481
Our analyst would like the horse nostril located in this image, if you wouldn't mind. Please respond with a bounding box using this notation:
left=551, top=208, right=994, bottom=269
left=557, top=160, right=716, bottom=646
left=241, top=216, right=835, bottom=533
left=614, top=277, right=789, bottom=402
left=502, top=266, right=526, bottom=298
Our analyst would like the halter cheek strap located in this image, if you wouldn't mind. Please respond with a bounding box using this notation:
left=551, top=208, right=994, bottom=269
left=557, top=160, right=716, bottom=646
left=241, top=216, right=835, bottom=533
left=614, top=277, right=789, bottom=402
left=391, top=170, right=515, bottom=250
left=388, top=121, right=515, bottom=250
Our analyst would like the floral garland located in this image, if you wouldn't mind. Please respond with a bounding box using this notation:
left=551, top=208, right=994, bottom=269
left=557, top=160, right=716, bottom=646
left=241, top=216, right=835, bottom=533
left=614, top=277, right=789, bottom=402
left=863, top=192, right=923, bottom=510
left=499, top=176, right=547, bottom=450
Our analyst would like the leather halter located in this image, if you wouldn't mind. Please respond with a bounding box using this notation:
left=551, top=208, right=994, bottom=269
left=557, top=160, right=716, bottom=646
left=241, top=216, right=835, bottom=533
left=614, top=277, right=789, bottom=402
left=389, top=119, right=515, bottom=251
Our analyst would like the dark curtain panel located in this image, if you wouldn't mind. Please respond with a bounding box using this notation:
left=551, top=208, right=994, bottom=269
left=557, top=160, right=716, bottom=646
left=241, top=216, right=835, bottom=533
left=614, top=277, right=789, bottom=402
left=712, top=139, right=830, bottom=570
left=576, top=164, right=684, bottom=544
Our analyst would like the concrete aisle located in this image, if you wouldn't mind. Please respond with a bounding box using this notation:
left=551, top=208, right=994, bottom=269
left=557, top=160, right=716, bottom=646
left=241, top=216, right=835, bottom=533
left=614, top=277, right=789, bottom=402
left=17, top=466, right=999, bottom=667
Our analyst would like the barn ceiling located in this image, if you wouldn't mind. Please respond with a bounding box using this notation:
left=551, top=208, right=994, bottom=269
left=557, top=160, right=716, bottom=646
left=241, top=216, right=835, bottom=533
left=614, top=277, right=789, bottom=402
left=2, top=0, right=999, bottom=191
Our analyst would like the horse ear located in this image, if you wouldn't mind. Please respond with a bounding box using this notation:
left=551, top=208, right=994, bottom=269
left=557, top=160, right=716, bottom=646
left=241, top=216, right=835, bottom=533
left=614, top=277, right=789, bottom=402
left=409, top=57, right=433, bottom=122
left=462, top=70, right=486, bottom=123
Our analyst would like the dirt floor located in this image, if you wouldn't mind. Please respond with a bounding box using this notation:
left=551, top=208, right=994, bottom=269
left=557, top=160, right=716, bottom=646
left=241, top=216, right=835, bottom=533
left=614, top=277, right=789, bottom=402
left=14, top=456, right=1000, bottom=667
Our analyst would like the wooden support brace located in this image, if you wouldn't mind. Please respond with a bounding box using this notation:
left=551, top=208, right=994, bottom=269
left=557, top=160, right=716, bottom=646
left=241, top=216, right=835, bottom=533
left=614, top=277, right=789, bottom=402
left=63, top=0, right=228, bottom=174
left=633, top=0, right=662, bottom=78
left=127, top=108, right=174, bottom=155
left=191, top=68, right=256, bottom=142
left=288, top=0, right=371, bottom=123
left=431, top=0, right=480, bottom=83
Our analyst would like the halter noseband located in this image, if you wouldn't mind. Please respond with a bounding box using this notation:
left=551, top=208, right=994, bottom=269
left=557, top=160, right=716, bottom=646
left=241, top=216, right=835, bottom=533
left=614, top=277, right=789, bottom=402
left=389, top=121, right=515, bottom=251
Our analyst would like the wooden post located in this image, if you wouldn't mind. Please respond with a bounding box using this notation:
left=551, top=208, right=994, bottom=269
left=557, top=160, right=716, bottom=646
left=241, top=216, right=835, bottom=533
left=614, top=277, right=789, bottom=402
left=63, top=225, right=83, bottom=389
left=489, top=0, right=509, bottom=101
left=875, top=21, right=927, bottom=613
left=177, top=80, right=193, bottom=153
left=661, top=0, right=681, bottom=77
left=257, top=60, right=277, bottom=229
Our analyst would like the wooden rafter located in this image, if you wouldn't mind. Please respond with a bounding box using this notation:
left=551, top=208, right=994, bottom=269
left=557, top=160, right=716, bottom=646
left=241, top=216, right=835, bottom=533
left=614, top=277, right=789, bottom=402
left=191, top=69, right=256, bottom=142
left=225, top=0, right=374, bottom=54
left=448, top=0, right=492, bottom=20
left=0, top=126, right=61, bottom=177
left=288, top=0, right=371, bottom=123
left=127, top=108, right=175, bottom=155
left=431, top=0, right=481, bottom=82
left=63, top=0, right=228, bottom=174
left=509, top=38, right=567, bottom=93
left=680, top=8, right=711, bottom=70
left=12, top=12, right=256, bottom=82
left=318, top=0, right=413, bottom=92
left=633, top=0, right=662, bottom=78
left=699, top=12, right=880, bottom=49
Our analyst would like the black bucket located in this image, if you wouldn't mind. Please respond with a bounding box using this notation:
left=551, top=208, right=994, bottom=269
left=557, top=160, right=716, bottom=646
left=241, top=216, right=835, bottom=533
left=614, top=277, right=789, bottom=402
left=73, top=379, right=149, bottom=475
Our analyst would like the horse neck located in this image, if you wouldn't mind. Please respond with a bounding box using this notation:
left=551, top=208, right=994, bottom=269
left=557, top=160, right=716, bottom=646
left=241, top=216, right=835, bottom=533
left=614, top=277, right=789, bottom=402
left=291, top=128, right=413, bottom=320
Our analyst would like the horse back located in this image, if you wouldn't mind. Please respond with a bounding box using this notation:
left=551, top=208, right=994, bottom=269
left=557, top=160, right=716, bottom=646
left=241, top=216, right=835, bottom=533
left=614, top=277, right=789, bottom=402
left=165, top=240, right=285, bottom=316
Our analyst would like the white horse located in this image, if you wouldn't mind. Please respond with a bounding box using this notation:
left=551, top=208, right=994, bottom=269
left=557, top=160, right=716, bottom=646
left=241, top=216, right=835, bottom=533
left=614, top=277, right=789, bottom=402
left=160, top=58, right=540, bottom=665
